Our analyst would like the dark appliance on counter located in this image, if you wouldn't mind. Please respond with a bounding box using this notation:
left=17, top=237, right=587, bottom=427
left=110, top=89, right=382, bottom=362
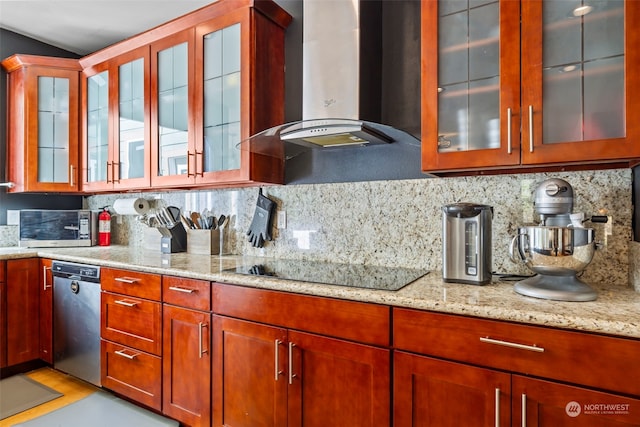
left=19, top=209, right=98, bottom=247
left=225, top=259, right=428, bottom=291
left=442, top=203, right=493, bottom=285
left=52, top=261, right=101, bottom=386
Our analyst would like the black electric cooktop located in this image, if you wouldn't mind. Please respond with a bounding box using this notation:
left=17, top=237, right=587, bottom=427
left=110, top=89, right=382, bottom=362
left=224, top=259, right=428, bottom=291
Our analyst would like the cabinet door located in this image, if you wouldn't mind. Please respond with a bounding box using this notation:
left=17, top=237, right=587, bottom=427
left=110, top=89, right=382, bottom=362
left=6, top=258, right=40, bottom=365
left=2, top=56, right=81, bottom=193
left=83, top=63, right=112, bottom=191
left=422, top=0, right=521, bottom=172
left=287, top=330, right=391, bottom=427
left=513, top=375, right=640, bottom=426
left=39, top=259, right=53, bottom=364
left=0, top=261, right=5, bottom=368
left=394, top=351, right=511, bottom=427
left=151, top=29, right=196, bottom=187
left=162, top=304, right=211, bottom=427
left=521, top=0, right=640, bottom=164
left=212, top=315, right=288, bottom=427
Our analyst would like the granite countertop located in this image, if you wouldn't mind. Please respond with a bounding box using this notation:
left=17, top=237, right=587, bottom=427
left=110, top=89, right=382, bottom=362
left=2, top=245, right=639, bottom=339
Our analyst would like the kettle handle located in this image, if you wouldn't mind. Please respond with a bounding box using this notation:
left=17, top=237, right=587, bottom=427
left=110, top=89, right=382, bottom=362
left=509, top=233, right=528, bottom=263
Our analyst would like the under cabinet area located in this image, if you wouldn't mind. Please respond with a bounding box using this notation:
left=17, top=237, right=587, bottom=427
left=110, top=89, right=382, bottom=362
left=1, top=55, right=81, bottom=193
left=100, top=267, right=162, bottom=410
left=212, top=283, right=392, bottom=427
left=421, top=0, right=640, bottom=174
left=393, top=308, right=640, bottom=426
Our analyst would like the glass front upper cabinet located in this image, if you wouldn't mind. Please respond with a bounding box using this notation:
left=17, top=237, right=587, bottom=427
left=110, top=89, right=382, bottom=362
left=1, top=56, right=81, bottom=192
left=202, top=23, right=242, bottom=174
left=86, top=70, right=109, bottom=184
left=117, top=57, right=147, bottom=182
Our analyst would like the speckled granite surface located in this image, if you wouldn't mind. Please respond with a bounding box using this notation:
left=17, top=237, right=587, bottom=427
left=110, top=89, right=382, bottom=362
left=86, top=169, right=634, bottom=290
left=1, top=245, right=638, bottom=339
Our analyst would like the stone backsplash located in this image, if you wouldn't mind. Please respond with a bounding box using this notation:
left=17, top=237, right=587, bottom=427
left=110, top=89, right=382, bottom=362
left=84, top=169, right=635, bottom=289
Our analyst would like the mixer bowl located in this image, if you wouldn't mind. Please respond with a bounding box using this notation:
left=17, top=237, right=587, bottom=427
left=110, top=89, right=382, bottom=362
left=509, top=226, right=595, bottom=276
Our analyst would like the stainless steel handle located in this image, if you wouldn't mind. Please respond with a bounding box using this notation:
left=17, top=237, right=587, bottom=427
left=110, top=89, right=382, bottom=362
left=43, top=266, right=52, bottom=290
left=112, top=162, right=119, bottom=183
left=114, top=277, right=139, bottom=284
left=114, top=299, right=139, bottom=307
left=480, top=336, right=544, bottom=353
left=106, top=161, right=112, bottom=184
left=288, top=342, right=297, bottom=385
left=495, top=388, right=500, bottom=427
left=528, top=105, right=534, bottom=153
left=198, top=322, right=208, bottom=358
left=168, top=286, right=196, bottom=294
left=521, top=393, right=527, bottom=427
left=114, top=349, right=138, bottom=359
left=507, top=108, right=512, bottom=154
left=187, top=151, right=195, bottom=177
left=70, top=165, right=75, bottom=187
left=275, top=340, right=283, bottom=381
left=195, top=151, right=203, bottom=177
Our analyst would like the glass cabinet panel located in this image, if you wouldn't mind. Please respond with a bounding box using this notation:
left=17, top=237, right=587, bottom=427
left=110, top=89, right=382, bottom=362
left=119, top=58, right=145, bottom=179
left=437, top=1, right=499, bottom=152
left=542, top=0, right=624, bottom=144
left=202, top=23, right=241, bottom=172
left=38, top=76, right=70, bottom=182
left=86, top=71, right=109, bottom=183
left=158, top=42, right=189, bottom=176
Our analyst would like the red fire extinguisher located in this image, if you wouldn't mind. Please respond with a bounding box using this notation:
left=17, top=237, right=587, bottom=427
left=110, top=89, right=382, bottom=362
left=98, top=207, right=111, bottom=246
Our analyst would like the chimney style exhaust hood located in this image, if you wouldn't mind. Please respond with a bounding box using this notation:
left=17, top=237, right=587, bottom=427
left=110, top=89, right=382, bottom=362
left=239, top=0, right=420, bottom=159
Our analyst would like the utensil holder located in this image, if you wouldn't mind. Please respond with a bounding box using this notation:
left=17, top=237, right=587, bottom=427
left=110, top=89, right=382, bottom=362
left=187, top=229, right=220, bottom=255
left=158, top=222, right=188, bottom=254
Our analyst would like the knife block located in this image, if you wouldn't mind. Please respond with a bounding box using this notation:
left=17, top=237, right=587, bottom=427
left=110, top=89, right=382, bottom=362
left=158, top=222, right=188, bottom=253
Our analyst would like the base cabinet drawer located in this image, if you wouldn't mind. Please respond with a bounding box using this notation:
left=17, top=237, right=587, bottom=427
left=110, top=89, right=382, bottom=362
left=101, top=291, right=162, bottom=355
left=101, top=340, right=162, bottom=411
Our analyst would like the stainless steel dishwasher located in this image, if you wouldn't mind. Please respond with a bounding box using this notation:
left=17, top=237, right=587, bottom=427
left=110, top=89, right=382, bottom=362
left=52, top=260, right=101, bottom=386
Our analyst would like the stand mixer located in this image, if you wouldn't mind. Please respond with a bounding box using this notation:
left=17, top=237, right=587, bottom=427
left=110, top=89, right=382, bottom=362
left=509, top=178, right=607, bottom=302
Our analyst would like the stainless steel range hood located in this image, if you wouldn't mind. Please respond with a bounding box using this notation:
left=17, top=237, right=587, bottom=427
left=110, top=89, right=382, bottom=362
left=239, top=0, right=420, bottom=159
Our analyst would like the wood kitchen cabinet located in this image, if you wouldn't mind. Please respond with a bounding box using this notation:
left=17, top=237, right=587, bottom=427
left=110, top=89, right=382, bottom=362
left=162, top=276, right=211, bottom=427
left=100, top=267, right=162, bottom=410
left=39, top=259, right=53, bottom=364
left=79, top=0, right=291, bottom=191
left=212, top=284, right=391, bottom=427
left=1, top=55, right=81, bottom=192
left=393, top=308, right=640, bottom=426
left=5, top=258, right=40, bottom=366
left=0, top=261, right=5, bottom=368
left=421, top=0, right=640, bottom=174
left=81, top=46, right=151, bottom=191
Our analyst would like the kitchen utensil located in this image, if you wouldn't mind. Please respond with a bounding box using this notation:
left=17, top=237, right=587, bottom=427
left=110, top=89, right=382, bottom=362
left=247, top=189, right=276, bottom=248
left=191, top=212, right=202, bottom=229
left=509, top=226, right=596, bottom=301
left=442, top=203, right=493, bottom=285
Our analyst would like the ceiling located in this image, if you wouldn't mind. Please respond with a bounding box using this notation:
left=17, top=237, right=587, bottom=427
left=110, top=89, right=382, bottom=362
left=0, top=0, right=215, bottom=56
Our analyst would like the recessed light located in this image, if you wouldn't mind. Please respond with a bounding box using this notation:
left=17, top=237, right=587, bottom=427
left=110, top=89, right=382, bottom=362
left=562, top=65, right=577, bottom=72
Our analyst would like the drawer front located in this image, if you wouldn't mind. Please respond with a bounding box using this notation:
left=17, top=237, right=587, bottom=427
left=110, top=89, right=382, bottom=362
left=393, top=308, right=640, bottom=397
left=101, top=340, right=162, bottom=411
left=101, top=292, right=162, bottom=355
left=212, top=283, right=390, bottom=346
left=101, top=268, right=161, bottom=301
left=162, top=276, right=211, bottom=311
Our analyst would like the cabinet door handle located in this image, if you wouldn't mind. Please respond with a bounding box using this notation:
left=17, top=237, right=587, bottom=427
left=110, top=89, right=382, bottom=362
left=106, top=161, right=112, bottom=184
left=521, top=393, right=527, bottom=427
left=198, top=322, right=209, bottom=358
left=480, top=336, right=544, bottom=353
left=275, top=339, right=284, bottom=381
left=528, top=105, right=534, bottom=153
left=495, top=388, right=500, bottom=427
left=112, top=162, right=120, bottom=183
left=168, top=286, right=196, bottom=294
left=187, top=151, right=196, bottom=177
left=288, top=342, right=297, bottom=385
left=70, top=165, right=75, bottom=187
left=114, top=299, right=138, bottom=307
left=114, top=277, right=139, bottom=284
left=42, top=266, right=52, bottom=290
left=195, top=151, right=203, bottom=177
left=114, top=349, right=138, bottom=359
left=507, top=108, right=512, bottom=154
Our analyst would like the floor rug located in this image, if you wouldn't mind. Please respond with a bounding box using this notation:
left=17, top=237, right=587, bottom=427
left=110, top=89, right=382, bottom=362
left=0, top=374, right=63, bottom=420
left=12, top=391, right=178, bottom=427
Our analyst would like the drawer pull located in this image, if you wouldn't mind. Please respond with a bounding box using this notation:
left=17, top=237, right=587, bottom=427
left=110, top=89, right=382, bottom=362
left=521, top=393, right=527, bottom=427
left=168, top=286, right=196, bottom=294
left=115, top=277, right=140, bottom=284
left=114, top=299, right=139, bottom=307
left=480, top=336, right=544, bottom=353
left=495, top=388, right=500, bottom=427
left=114, top=349, right=138, bottom=360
